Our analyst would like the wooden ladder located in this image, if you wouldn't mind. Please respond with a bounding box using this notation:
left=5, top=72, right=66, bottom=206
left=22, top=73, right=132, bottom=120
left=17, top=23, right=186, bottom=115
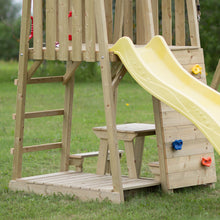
left=11, top=59, right=81, bottom=179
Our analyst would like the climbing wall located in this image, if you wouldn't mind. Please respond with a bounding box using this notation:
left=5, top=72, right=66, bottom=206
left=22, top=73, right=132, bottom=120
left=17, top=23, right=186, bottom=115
left=153, top=47, right=217, bottom=191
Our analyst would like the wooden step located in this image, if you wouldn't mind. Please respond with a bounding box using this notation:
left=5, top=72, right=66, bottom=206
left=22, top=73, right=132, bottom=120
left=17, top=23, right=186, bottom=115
left=11, top=142, right=62, bottom=154
left=148, top=161, right=160, bottom=181
left=12, top=109, right=64, bottom=120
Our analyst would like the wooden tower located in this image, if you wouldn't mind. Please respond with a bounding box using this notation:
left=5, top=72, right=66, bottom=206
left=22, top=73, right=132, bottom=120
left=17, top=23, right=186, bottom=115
left=10, top=0, right=216, bottom=203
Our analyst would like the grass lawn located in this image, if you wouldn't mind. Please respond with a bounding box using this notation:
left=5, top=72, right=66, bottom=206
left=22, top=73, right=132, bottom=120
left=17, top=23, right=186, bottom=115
left=0, top=61, right=219, bottom=219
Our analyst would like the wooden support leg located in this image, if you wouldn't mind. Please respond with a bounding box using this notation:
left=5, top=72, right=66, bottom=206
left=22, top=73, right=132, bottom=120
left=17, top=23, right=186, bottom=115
left=152, top=97, right=170, bottom=192
left=96, top=139, right=108, bottom=175
left=95, top=0, right=124, bottom=202
left=124, top=141, right=138, bottom=179
left=12, top=0, right=31, bottom=180
left=134, top=136, right=145, bottom=178
left=60, top=61, right=75, bottom=171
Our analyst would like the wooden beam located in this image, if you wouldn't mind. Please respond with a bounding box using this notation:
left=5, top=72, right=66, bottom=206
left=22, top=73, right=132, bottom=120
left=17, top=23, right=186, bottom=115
left=11, top=142, right=62, bottom=154
left=63, top=61, right=81, bottom=84
left=28, top=76, right=63, bottom=84
left=95, top=0, right=124, bottom=202
left=60, top=61, right=75, bottom=171
left=12, top=109, right=64, bottom=120
left=27, top=60, right=43, bottom=80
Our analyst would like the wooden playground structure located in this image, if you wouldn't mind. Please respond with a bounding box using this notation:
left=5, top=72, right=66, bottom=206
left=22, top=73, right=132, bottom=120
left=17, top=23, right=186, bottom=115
left=10, top=0, right=217, bottom=203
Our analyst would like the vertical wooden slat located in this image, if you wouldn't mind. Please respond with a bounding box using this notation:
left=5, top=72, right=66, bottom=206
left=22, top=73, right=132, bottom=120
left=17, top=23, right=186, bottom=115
left=151, top=0, right=159, bottom=35
left=85, top=0, right=96, bottom=61
left=12, top=0, right=32, bottom=180
left=152, top=97, right=171, bottom=193
left=162, top=0, right=172, bottom=45
left=143, top=0, right=155, bottom=41
left=136, top=0, right=155, bottom=44
left=45, top=0, right=57, bottom=60
left=33, top=0, right=43, bottom=59
left=175, top=0, right=185, bottom=46
left=58, top=0, right=69, bottom=60
left=124, top=0, right=133, bottom=41
left=72, top=0, right=82, bottom=61
left=113, top=0, right=124, bottom=43
left=60, top=61, right=75, bottom=171
left=186, top=0, right=200, bottom=47
left=104, top=0, right=113, bottom=43
left=95, top=0, right=124, bottom=202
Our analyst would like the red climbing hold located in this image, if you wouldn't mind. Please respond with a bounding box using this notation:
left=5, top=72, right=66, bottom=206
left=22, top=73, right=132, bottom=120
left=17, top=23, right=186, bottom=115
left=68, top=11, right=72, bottom=18
left=201, top=157, right=212, bottom=167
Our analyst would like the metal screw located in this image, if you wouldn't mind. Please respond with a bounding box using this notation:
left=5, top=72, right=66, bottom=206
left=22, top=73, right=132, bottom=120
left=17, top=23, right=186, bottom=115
left=20, top=53, right=23, bottom=56
left=101, top=56, right=104, bottom=59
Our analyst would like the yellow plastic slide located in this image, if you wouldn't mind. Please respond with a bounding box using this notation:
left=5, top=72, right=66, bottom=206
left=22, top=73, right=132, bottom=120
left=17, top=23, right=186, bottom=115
left=110, top=36, right=220, bottom=155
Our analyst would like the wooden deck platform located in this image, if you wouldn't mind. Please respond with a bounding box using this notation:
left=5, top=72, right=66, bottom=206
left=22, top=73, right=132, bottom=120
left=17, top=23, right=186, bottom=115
left=9, top=171, right=160, bottom=203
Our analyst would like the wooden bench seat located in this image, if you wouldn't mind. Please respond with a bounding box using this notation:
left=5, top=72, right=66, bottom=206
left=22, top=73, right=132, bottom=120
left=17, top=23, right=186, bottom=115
left=69, top=150, right=123, bottom=173
left=93, top=123, right=156, bottom=178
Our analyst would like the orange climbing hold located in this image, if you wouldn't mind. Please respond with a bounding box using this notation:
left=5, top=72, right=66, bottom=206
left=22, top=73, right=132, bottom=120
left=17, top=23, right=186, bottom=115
left=201, top=157, right=212, bottom=167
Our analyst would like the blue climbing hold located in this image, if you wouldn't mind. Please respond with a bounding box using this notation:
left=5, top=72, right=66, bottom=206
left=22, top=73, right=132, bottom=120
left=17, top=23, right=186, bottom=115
left=172, top=139, right=183, bottom=150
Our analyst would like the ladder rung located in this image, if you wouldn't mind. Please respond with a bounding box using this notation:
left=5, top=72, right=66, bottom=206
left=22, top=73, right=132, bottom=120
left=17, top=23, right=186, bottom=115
left=10, top=142, right=62, bottom=154
left=14, top=76, right=64, bottom=85
left=28, top=76, right=63, bottom=84
left=12, top=109, right=64, bottom=120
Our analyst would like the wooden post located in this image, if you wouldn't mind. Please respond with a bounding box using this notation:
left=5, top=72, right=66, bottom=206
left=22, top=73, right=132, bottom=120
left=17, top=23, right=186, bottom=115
left=12, top=0, right=32, bottom=180
left=95, top=0, right=124, bottom=202
left=60, top=61, right=76, bottom=171
left=152, top=97, right=170, bottom=192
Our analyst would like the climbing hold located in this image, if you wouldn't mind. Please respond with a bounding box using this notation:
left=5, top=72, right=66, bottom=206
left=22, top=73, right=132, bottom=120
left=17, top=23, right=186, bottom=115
left=68, top=11, right=72, bottom=18
left=192, top=64, right=202, bottom=75
left=172, top=139, right=183, bottom=150
left=201, top=157, right=212, bottom=167
left=29, top=16, right=34, bottom=40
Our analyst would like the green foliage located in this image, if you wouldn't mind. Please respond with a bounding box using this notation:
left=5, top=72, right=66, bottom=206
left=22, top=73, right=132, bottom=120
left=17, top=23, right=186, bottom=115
left=199, top=0, right=220, bottom=72
left=0, top=0, right=21, bottom=60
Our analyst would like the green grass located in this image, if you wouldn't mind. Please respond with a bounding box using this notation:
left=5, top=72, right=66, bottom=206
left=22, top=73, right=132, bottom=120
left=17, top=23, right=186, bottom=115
left=0, top=61, right=219, bottom=219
